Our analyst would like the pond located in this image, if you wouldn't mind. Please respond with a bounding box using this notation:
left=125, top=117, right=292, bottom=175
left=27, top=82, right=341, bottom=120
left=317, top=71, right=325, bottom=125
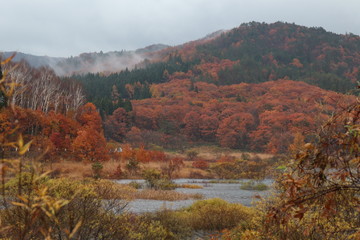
left=116, top=179, right=274, bottom=213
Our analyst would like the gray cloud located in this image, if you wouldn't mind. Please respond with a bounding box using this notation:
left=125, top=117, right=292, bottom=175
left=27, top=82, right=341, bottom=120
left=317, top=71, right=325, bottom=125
left=2, top=0, right=360, bottom=57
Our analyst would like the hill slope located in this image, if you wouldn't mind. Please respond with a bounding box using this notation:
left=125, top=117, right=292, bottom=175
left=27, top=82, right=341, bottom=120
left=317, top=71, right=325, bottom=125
left=124, top=79, right=354, bottom=153
left=75, top=22, right=360, bottom=116
left=159, top=21, right=360, bottom=91
left=1, top=51, right=64, bottom=68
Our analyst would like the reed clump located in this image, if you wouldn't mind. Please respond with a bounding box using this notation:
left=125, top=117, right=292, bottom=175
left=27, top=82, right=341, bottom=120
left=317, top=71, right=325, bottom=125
left=134, top=189, right=203, bottom=201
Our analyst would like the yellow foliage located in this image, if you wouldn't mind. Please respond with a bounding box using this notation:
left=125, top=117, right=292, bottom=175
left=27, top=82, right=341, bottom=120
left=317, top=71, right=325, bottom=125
left=182, top=198, right=256, bottom=231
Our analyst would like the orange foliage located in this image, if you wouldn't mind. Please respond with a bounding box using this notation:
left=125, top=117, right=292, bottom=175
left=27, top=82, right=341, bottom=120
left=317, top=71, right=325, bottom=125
left=291, top=58, right=303, bottom=68
left=192, top=159, right=209, bottom=170
left=192, top=59, right=239, bottom=81
left=125, top=126, right=144, bottom=146
left=135, top=146, right=151, bottom=163
left=183, top=111, right=201, bottom=140
left=217, top=155, right=236, bottom=163
left=161, top=156, right=184, bottom=179
left=72, top=102, right=109, bottom=161
left=104, top=107, right=129, bottom=142
left=76, top=102, right=102, bottom=132
left=217, top=112, right=255, bottom=148
left=120, top=144, right=167, bottom=163
left=132, top=79, right=355, bottom=153
left=119, top=144, right=136, bottom=161
left=0, top=101, right=110, bottom=161
left=72, top=126, right=109, bottom=162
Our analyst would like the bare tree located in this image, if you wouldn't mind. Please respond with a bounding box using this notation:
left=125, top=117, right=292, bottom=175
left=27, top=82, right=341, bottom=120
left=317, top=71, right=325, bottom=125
left=3, top=61, right=85, bottom=115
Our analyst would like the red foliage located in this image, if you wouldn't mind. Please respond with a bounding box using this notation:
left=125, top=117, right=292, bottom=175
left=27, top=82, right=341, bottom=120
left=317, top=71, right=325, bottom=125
left=217, top=155, right=236, bottom=163
left=125, top=127, right=144, bottom=146
left=217, top=112, right=254, bottom=148
left=192, top=159, right=209, bottom=170
left=291, top=58, right=303, bottom=68
left=183, top=111, right=201, bottom=140
left=132, top=79, right=354, bottom=153
left=199, top=114, right=219, bottom=141
left=192, top=59, right=239, bottom=82
left=104, top=107, right=129, bottom=142
left=135, top=146, right=151, bottom=163
left=72, top=126, right=109, bottom=162
left=76, top=102, right=102, bottom=132
left=120, top=144, right=167, bottom=163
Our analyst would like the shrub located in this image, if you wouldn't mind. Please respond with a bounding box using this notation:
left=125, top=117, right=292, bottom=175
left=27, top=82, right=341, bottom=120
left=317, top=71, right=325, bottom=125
left=144, top=209, right=193, bottom=240
left=186, top=150, right=199, bottom=160
left=262, top=102, right=360, bottom=239
left=192, top=159, right=209, bottom=169
left=129, top=181, right=143, bottom=189
left=122, top=217, right=169, bottom=240
left=126, top=159, right=140, bottom=175
left=92, top=161, right=103, bottom=179
left=142, top=169, right=176, bottom=190
left=112, top=164, right=123, bottom=179
left=240, top=181, right=269, bottom=191
left=210, top=159, right=268, bottom=179
left=182, top=198, right=255, bottom=231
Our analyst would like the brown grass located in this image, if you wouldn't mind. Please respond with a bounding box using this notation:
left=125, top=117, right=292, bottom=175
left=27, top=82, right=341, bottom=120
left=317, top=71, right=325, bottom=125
left=49, top=160, right=124, bottom=179
left=182, top=145, right=273, bottom=160
left=93, top=181, right=204, bottom=201
left=177, top=184, right=203, bottom=189
left=133, top=189, right=203, bottom=201
left=50, top=161, right=92, bottom=179
left=45, top=145, right=273, bottom=180
left=91, top=179, right=137, bottom=200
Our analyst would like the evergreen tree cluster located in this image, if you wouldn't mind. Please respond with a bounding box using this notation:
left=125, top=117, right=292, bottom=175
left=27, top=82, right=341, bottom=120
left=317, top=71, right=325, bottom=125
left=73, top=54, right=196, bottom=116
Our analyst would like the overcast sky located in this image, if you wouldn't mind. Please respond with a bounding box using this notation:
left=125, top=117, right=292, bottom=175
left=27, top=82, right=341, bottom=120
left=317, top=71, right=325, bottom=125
left=2, top=0, right=359, bottom=57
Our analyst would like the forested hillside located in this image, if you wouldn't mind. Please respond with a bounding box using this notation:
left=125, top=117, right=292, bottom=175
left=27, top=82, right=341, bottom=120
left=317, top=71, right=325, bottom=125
left=110, top=79, right=355, bottom=153
left=71, top=22, right=359, bottom=152
left=75, top=21, right=360, bottom=113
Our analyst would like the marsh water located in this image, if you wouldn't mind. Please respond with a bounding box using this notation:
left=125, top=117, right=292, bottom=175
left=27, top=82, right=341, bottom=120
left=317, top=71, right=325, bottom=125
left=116, top=179, right=273, bottom=213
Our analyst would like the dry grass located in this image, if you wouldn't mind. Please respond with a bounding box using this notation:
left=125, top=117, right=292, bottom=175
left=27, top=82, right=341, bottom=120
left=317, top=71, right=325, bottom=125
left=177, top=184, right=203, bottom=189
left=140, top=161, right=211, bottom=179
left=48, top=160, right=207, bottom=179
left=133, top=189, right=203, bottom=201
left=48, top=160, right=123, bottom=179
left=91, top=180, right=137, bottom=200
left=182, top=145, right=273, bottom=160
left=45, top=145, right=273, bottom=180
left=50, top=161, right=92, bottom=179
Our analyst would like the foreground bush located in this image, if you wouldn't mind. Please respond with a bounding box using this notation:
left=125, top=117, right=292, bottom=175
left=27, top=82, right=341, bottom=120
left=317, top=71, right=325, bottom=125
left=2, top=175, right=192, bottom=239
left=182, top=198, right=256, bottom=231
left=223, top=102, right=360, bottom=240
left=143, top=210, right=193, bottom=240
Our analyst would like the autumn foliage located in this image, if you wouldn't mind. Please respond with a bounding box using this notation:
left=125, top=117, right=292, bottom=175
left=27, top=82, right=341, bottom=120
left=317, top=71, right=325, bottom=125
left=0, top=97, right=109, bottom=162
left=251, top=102, right=360, bottom=239
left=71, top=22, right=359, bottom=154
left=127, top=79, right=355, bottom=153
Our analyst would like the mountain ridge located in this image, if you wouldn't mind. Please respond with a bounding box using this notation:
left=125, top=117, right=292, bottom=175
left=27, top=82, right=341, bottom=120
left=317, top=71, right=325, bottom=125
left=1, top=43, right=170, bottom=76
